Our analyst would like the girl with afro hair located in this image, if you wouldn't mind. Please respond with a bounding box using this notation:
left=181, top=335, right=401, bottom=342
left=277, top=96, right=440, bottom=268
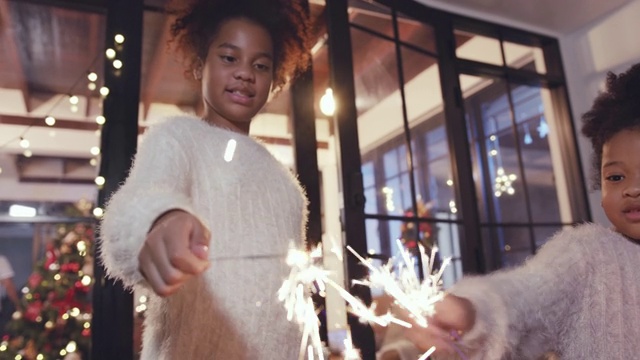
left=99, top=0, right=314, bottom=358
left=402, top=63, right=640, bottom=359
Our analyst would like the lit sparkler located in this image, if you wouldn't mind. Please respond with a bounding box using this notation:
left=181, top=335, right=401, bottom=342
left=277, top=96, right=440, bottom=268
left=279, top=239, right=452, bottom=359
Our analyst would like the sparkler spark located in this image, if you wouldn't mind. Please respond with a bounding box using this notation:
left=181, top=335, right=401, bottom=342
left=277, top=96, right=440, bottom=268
left=279, top=240, right=453, bottom=360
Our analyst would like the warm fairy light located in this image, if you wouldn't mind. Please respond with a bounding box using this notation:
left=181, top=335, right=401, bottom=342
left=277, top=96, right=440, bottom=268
left=69, top=95, right=79, bottom=105
left=23, top=149, right=32, bottom=158
left=19, top=137, right=29, bottom=148
left=54, top=274, right=61, bottom=281
left=105, top=48, right=116, bottom=59
left=224, top=139, right=237, bottom=162
left=320, top=88, right=335, bottom=116
left=45, top=116, right=56, bottom=126
left=81, top=275, right=92, bottom=286
left=89, top=158, right=98, bottom=166
left=100, top=86, right=110, bottom=97
left=96, top=115, right=106, bottom=125
left=66, top=341, right=77, bottom=353
left=77, top=240, right=87, bottom=252
left=113, top=59, right=123, bottom=69
left=88, top=82, right=97, bottom=91
left=95, top=176, right=105, bottom=186
left=69, top=308, right=80, bottom=317
left=87, top=72, right=98, bottom=82
left=114, top=34, right=125, bottom=44
left=93, top=207, right=104, bottom=217
left=90, top=146, right=100, bottom=156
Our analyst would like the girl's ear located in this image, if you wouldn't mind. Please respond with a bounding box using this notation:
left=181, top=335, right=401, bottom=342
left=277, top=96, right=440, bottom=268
left=193, top=58, right=204, bottom=80
left=193, top=67, right=202, bottom=80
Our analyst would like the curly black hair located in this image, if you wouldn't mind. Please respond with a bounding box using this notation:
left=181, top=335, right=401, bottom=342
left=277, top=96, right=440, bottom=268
left=168, top=0, right=312, bottom=92
left=581, top=63, right=640, bottom=189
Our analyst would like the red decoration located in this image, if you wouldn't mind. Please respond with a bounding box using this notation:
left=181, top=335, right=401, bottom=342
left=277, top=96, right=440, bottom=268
left=60, top=262, right=80, bottom=273
left=28, top=273, right=43, bottom=288
left=24, top=301, right=43, bottom=322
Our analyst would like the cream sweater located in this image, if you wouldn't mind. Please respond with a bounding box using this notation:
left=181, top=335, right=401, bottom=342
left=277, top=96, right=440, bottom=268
left=100, top=116, right=307, bottom=360
left=445, top=223, right=640, bottom=360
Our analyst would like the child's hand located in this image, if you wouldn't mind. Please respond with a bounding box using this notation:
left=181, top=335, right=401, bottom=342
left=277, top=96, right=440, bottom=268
left=138, top=210, right=211, bottom=296
left=403, top=294, right=476, bottom=355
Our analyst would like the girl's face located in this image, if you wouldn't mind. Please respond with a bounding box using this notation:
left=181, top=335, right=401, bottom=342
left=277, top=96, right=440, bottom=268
left=601, top=128, right=640, bottom=241
left=199, top=17, right=274, bottom=133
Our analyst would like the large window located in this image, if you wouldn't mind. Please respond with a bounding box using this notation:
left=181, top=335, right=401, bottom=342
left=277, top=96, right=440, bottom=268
left=332, top=0, right=588, bottom=284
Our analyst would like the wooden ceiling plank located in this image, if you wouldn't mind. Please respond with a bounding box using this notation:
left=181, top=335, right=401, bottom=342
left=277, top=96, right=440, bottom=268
left=0, top=1, right=32, bottom=113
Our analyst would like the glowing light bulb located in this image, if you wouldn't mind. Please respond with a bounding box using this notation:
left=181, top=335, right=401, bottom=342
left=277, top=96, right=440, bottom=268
left=105, top=48, right=116, bottom=59
left=320, top=88, right=336, bottom=116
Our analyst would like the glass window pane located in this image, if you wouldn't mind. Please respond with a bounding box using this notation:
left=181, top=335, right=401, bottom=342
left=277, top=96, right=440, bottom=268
left=455, top=30, right=503, bottom=66
left=364, top=218, right=463, bottom=288
left=511, top=85, right=563, bottom=223
left=351, top=27, right=405, bottom=153
left=348, top=0, right=392, bottom=36
left=397, top=12, right=437, bottom=54
left=503, top=41, right=547, bottom=74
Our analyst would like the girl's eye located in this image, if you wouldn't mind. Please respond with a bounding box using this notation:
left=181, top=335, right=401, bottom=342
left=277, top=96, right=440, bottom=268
left=254, top=63, right=270, bottom=71
left=605, top=174, right=624, bottom=182
left=220, top=55, right=236, bottom=63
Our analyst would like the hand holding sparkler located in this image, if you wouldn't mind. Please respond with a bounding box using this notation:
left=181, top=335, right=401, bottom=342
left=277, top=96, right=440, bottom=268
left=139, top=210, right=211, bottom=297
left=402, top=294, right=476, bottom=357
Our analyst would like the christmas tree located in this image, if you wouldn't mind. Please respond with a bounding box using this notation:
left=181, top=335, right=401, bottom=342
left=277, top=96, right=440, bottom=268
left=1, top=223, right=94, bottom=360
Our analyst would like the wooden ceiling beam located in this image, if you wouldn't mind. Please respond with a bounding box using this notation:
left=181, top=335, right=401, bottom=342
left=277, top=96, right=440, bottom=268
left=0, top=1, right=32, bottom=113
left=5, top=0, right=106, bottom=14
left=0, top=114, right=329, bottom=149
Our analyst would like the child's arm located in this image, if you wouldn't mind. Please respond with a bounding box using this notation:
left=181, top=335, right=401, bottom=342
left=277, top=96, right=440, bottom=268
left=407, top=227, right=589, bottom=359
left=99, top=121, right=209, bottom=292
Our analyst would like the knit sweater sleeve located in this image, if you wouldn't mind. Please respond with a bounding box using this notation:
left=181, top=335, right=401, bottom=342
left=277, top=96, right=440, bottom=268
left=99, top=119, right=195, bottom=289
left=444, top=226, right=591, bottom=359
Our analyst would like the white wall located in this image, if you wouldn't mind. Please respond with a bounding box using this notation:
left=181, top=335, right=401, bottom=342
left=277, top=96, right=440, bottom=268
left=560, top=0, right=640, bottom=225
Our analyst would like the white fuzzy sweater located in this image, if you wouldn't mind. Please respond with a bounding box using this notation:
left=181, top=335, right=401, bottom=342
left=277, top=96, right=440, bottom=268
left=100, top=116, right=307, bottom=359
left=444, top=223, right=640, bottom=360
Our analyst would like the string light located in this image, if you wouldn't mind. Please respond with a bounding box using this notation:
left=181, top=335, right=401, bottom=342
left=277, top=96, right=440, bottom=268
left=90, top=146, right=100, bottom=156
left=23, top=149, right=32, bottom=158
left=19, top=137, right=29, bottom=148
left=95, top=115, right=106, bottom=125
left=105, top=48, right=116, bottom=59
left=87, top=72, right=98, bottom=82
left=45, top=116, right=56, bottom=126
left=113, top=59, right=123, bottom=69
left=99, top=86, right=110, bottom=97
left=92, top=207, right=104, bottom=217
left=69, top=95, right=79, bottom=105
left=114, top=34, right=125, bottom=44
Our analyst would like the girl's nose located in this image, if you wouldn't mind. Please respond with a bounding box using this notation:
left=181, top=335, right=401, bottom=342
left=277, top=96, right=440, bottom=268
left=233, top=64, right=255, bottom=83
left=624, top=177, right=640, bottom=198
